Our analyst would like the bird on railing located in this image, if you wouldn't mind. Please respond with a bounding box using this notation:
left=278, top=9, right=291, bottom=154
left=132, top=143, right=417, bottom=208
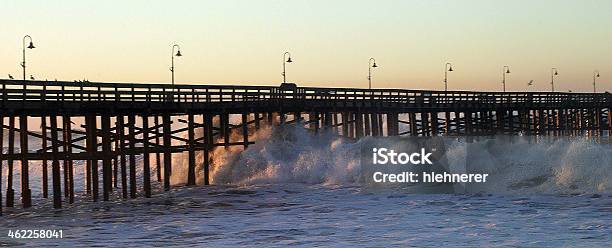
left=8, top=74, right=14, bottom=79
left=527, top=80, right=534, bottom=86
left=30, top=75, right=35, bottom=80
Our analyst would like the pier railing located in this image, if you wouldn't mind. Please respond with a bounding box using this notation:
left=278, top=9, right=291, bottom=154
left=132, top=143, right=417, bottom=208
left=1, top=79, right=610, bottom=107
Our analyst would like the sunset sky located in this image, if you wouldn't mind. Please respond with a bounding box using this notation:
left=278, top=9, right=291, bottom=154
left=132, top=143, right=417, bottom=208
left=1, top=0, right=611, bottom=92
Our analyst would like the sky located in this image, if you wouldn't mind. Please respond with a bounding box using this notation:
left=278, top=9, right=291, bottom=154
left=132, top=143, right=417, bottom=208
left=1, top=0, right=611, bottom=92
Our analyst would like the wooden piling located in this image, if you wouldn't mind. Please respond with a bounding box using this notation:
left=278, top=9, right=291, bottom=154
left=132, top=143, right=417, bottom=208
left=154, top=116, right=162, bottom=182
left=6, top=116, right=15, bottom=207
left=86, top=115, right=99, bottom=201
left=41, top=116, right=49, bottom=198
left=222, top=114, right=230, bottom=149
left=187, top=114, right=196, bottom=186
left=63, top=116, right=74, bottom=204
left=117, top=116, right=128, bottom=199
left=203, top=114, right=213, bottom=185
left=50, top=115, right=62, bottom=209
left=101, top=115, right=112, bottom=201
left=242, top=113, right=249, bottom=149
left=355, top=112, right=364, bottom=138
left=20, top=115, right=32, bottom=208
left=62, top=116, right=69, bottom=199
left=0, top=115, right=3, bottom=214
left=128, top=115, right=137, bottom=198
left=163, top=114, right=172, bottom=191
left=142, top=115, right=151, bottom=197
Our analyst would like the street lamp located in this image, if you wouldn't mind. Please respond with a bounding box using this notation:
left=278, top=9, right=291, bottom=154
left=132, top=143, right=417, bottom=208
left=21, top=35, right=36, bottom=80
left=368, top=58, right=378, bottom=89
left=170, top=44, right=182, bottom=88
left=502, top=66, right=510, bottom=92
left=593, top=70, right=600, bottom=93
left=444, top=62, right=453, bottom=91
left=551, top=68, right=558, bottom=92
left=282, top=52, right=292, bottom=83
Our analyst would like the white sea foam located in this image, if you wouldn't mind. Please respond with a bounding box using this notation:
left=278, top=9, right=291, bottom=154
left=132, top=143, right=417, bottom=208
left=169, top=120, right=611, bottom=194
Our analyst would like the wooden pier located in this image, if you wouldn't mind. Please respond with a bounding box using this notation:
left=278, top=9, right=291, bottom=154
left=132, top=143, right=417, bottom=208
left=1, top=79, right=611, bottom=214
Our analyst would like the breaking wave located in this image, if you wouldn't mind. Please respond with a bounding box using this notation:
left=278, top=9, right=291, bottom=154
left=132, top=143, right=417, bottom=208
left=174, top=121, right=611, bottom=195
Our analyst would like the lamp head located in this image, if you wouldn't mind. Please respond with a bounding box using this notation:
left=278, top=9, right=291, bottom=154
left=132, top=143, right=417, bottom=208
left=596, top=73, right=600, bottom=77
left=506, top=68, right=510, bottom=74
left=286, top=57, right=292, bottom=63
left=175, top=50, right=182, bottom=57
left=554, top=71, right=558, bottom=76
left=27, top=41, right=35, bottom=49
left=448, top=66, right=453, bottom=72
left=372, top=62, right=378, bottom=68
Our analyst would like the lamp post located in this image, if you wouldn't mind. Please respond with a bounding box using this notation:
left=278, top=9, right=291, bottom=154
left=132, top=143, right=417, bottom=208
left=551, top=68, right=558, bottom=92
left=502, top=66, right=510, bottom=92
left=368, top=58, right=378, bottom=89
left=170, top=44, right=182, bottom=88
left=282, top=52, right=292, bottom=83
left=21, top=35, right=36, bottom=80
left=593, top=70, right=600, bottom=93
left=444, top=62, right=453, bottom=91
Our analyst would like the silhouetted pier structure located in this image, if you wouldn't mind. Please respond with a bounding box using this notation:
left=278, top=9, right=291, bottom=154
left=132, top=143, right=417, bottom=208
left=1, top=79, right=611, bottom=213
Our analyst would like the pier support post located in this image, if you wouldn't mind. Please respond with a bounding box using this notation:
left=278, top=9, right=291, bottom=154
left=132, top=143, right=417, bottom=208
left=154, top=116, right=162, bottom=182
left=128, top=115, right=137, bottom=198
left=20, top=115, right=32, bottom=208
left=203, top=114, right=213, bottom=185
left=6, top=116, right=15, bottom=207
left=101, top=115, right=112, bottom=201
left=465, top=112, right=473, bottom=135
left=387, top=113, right=399, bottom=136
left=421, top=113, right=430, bottom=136
left=50, top=116, right=62, bottom=209
left=0, top=115, right=3, bottom=213
left=242, top=113, right=249, bottom=149
left=341, top=113, right=349, bottom=137
left=86, top=115, right=99, bottom=201
left=371, top=114, right=379, bottom=136
left=364, top=113, right=371, bottom=136
left=163, top=114, right=172, bottom=191
left=142, top=115, right=151, bottom=197
left=409, top=113, right=417, bottom=136
left=117, top=116, right=127, bottom=199
left=187, top=113, right=196, bottom=186
left=431, top=112, right=439, bottom=136
left=221, top=114, right=230, bottom=149
left=41, top=116, right=49, bottom=198
left=324, top=113, right=332, bottom=130
left=113, top=129, right=119, bottom=189
left=355, top=112, right=364, bottom=138
left=63, top=116, right=74, bottom=204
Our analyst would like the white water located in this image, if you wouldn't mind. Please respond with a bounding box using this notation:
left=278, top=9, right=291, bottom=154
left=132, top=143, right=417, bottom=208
left=169, top=123, right=611, bottom=195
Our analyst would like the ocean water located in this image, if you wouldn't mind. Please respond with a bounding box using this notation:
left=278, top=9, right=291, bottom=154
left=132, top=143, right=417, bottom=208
left=1, top=122, right=611, bottom=247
